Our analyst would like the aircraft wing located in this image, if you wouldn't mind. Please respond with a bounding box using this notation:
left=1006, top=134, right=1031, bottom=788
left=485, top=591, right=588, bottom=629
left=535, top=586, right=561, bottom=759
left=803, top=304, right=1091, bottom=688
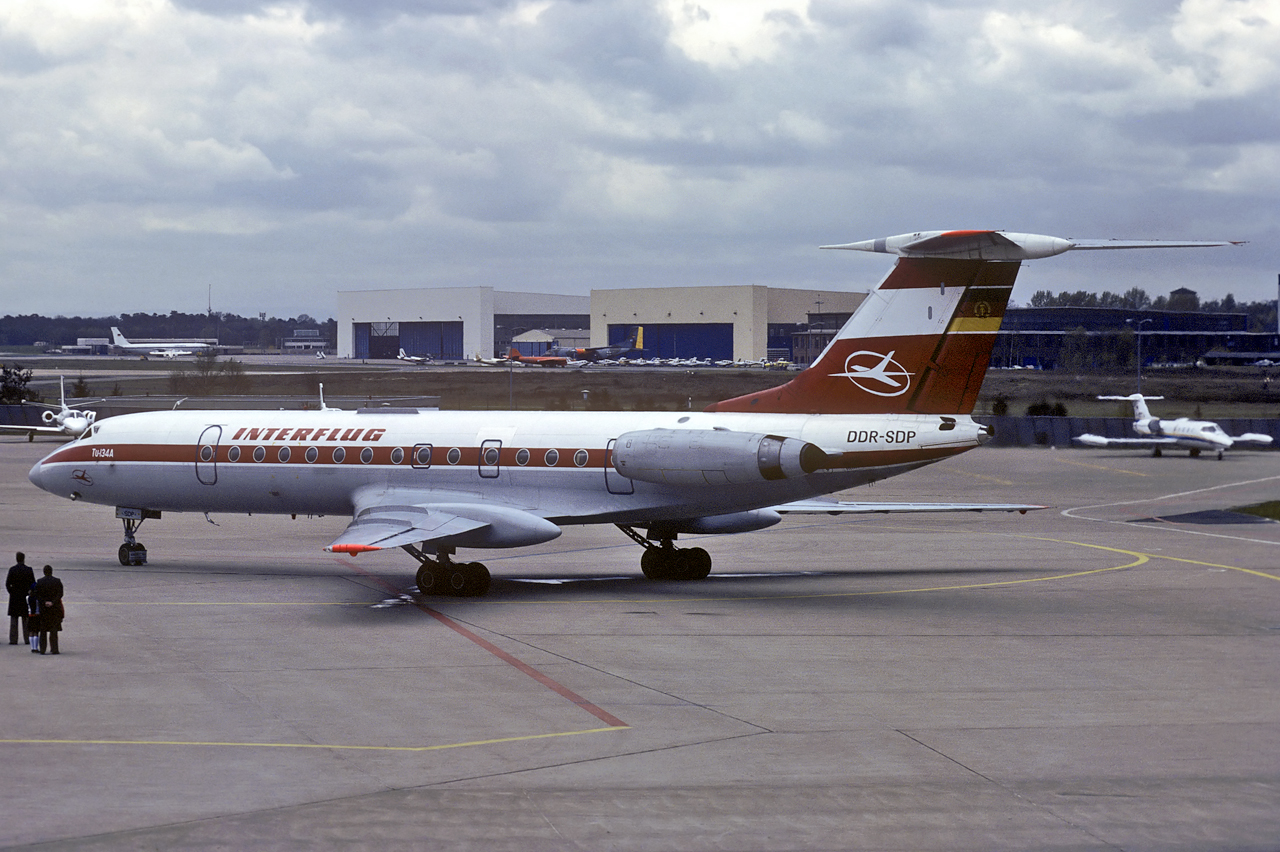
left=1073, top=434, right=1178, bottom=447
left=0, top=424, right=65, bottom=436
left=325, top=496, right=562, bottom=554
left=326, top=506, right=489, bottom=553
left=774, top=499, right=1045, bottom=515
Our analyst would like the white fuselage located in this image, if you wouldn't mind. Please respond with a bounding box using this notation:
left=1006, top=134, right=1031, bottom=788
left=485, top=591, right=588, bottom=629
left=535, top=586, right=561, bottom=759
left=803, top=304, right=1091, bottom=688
left=28, top=408, right=988, bottom=530
left=1136, top=417, right=1234, bottom=452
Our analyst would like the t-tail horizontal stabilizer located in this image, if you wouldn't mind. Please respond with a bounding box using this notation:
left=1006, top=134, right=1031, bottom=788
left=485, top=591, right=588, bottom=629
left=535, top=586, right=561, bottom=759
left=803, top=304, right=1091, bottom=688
left=821, top=230, right=1242, bottom=260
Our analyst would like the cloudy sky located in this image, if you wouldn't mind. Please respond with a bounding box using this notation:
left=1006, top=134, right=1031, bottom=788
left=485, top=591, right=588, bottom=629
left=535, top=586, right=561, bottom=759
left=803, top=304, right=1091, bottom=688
left=2, top=0, right=1278, bottom=320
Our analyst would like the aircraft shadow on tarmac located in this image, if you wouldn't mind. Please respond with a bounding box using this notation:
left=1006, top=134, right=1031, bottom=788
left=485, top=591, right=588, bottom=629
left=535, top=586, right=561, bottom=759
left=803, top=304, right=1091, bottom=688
left=1133, top=509, right=1276, bottom=525
left=339, top=564, right=1064, bottom=611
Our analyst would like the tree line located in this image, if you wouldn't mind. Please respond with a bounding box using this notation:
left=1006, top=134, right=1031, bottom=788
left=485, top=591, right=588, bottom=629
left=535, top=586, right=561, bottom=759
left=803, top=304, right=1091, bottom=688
left=0, top=311, right=336, bottom=349
left=1026, top=287, right=1277, bottom=332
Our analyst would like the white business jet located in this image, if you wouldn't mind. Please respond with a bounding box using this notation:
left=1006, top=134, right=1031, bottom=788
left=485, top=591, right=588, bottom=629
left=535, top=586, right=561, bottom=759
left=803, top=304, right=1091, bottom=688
left=1075, top=394, right=1272, bottom=459
left=1, top=376, right=98, bottom=441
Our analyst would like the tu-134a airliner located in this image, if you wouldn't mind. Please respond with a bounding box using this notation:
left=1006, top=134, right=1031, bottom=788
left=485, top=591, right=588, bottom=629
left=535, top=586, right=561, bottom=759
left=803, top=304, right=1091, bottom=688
left=28, top=230, right=1237, bottom=596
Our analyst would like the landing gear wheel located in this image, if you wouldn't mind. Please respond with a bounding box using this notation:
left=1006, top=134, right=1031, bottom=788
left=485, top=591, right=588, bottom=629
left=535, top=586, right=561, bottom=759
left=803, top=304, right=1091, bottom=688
left=415, top=563, right=438, bottom=593
left=1190, top=448, right=1201, bottom=457
left=461, top=562, right=491, bottom=597
left=405, top=546, right=490, bottom=598
left=616, top=525, right=712, bottom=583
left=118, top=542, right=146, bottom=566
left=118, top=514, right=151, bottom=565
left=638, top=545, right=711, bottom=581
left=685, top=547, right=712, bottom=580
left=446, top=564, right=469, bottom=594
left=1217, top=449, right=1224, bottom=460
left=640, top=548, right=663, bottom=580
left=440, top=562, right=490, bottom=597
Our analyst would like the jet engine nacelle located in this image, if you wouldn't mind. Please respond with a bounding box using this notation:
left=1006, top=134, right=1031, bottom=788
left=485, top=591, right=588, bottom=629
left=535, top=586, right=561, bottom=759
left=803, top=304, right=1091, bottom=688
left=42, top=410, right=55, bottom=424
left=1135, top=418, right=1162, bottom=436
left=612, top=429, right=827, bottom=486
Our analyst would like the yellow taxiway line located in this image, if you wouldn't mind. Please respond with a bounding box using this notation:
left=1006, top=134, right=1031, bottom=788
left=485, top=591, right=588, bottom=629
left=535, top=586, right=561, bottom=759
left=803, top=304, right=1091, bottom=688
left=0, top=725, right=628, bottom=753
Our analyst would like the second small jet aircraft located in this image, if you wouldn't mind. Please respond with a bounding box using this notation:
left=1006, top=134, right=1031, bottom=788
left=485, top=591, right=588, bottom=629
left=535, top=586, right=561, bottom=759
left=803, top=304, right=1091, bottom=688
left=1075, top=394, right=1272, bottom=459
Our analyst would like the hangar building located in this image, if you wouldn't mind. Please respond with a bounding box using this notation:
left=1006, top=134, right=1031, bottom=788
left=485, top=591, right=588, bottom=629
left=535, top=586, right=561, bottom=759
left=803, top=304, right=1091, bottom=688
left=591, top=285, right=865, bottom=362
left=337, top=284, right=866, bottom=362
left=337, top=288, right=590, bottom=360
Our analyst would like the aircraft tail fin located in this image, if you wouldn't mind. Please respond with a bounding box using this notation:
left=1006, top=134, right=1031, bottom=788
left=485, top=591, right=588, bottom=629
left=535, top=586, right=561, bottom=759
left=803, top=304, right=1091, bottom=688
left=110, top=327, right=127, bottom=346
left=707, top=257, right=1018, bottom=415
left=1098, top=394, right=1163, bottom=421
left=634, top=326, right=643, bottom=351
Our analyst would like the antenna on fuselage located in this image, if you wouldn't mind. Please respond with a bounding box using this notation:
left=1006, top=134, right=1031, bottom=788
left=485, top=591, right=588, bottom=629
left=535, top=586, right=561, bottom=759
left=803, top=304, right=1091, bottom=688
left=318, top=383, right=339, bottom=411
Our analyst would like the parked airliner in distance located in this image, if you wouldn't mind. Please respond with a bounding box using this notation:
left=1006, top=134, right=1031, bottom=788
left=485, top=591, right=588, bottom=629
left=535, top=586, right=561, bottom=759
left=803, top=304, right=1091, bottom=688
left=505, top=348, right=569, bottom=367
left=111, top=327, right=213, bottom=359
left=551, top=328, right=643, bottom=362
left=29, top=230, right=1236, bottom=596
left=1074, top=393, right=1272, bottom=459
left=0, top=376, right=98, bottom=441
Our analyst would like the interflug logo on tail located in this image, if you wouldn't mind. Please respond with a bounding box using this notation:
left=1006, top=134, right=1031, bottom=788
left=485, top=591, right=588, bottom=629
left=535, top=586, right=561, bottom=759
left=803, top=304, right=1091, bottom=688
left=830, top=350, right=913, bottom=396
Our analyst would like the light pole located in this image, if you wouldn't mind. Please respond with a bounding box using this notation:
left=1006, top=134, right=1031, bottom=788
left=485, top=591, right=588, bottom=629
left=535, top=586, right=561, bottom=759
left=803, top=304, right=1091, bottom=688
left=1127, top=318, right=1153, bottom=394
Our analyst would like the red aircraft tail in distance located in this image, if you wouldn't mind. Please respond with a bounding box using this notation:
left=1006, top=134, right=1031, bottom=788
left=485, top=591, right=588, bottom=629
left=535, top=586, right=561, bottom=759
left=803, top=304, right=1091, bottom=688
left=507, top=348, right=568, bottom=367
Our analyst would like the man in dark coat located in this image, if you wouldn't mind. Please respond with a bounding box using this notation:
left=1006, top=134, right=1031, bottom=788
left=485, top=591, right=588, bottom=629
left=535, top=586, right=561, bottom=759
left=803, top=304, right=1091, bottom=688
left=32, top=565, right=63, bottom=655
left=6, top=552, right=35, bottom=645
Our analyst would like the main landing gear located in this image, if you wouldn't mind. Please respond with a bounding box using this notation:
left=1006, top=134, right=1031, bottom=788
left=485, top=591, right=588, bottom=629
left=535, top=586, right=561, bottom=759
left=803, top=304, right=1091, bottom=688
left=401, top=543, right=491, bottom=598
left=617, top=525, right=712, bottom=581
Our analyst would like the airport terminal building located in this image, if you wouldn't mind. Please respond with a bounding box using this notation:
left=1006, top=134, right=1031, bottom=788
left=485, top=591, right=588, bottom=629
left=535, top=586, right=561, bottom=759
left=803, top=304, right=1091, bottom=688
left=337, top=284, right=865, bottom=363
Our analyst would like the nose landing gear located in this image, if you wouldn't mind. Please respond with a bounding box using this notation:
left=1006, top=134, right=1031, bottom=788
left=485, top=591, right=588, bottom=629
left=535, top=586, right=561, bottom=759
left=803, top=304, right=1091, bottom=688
left=401, top=543, right=491, bottom=597
left=114, top=507, right=160, bottom=565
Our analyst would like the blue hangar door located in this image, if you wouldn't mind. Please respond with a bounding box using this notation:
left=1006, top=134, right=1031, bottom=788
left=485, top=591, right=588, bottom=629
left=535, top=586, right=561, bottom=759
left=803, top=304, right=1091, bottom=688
left=611, top=323, right=733, bottom=361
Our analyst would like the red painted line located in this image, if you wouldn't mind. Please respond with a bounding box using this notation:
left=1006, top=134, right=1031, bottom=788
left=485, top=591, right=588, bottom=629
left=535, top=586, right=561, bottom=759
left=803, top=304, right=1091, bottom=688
left=338, top=558, right=627, bottom=729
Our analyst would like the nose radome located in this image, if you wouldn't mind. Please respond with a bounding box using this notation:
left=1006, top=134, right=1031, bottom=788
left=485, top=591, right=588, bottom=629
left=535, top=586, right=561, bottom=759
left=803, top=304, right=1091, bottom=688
left=27, top=459, right=45, bottom=491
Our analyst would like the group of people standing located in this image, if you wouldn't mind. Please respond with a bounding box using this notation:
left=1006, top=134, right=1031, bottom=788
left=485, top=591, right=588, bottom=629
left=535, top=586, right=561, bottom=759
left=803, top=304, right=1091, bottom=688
left=6, top=553, right=63, bottom=655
